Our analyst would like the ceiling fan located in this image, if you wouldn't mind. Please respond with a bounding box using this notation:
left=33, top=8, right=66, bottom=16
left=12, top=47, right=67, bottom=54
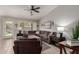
left=25, top=5, right=40, bottom=15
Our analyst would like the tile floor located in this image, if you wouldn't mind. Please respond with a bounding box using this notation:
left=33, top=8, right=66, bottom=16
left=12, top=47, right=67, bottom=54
left=0, top=39, right=72, bottom=54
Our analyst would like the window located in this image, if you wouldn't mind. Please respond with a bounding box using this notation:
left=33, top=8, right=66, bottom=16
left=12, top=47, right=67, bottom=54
left=40, top=21, right=51, bottom=29
left=17, top=21, right=37, bottom=31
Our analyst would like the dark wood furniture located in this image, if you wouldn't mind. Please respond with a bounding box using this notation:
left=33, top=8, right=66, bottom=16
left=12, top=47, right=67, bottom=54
left=59, top=41, right=79, bottom=54
left=28, top=30, right=51, bottom=43
left=13, top=35, right=42, bottom=54
left=28, top=30, right=66, bottom=43
left=13, top=38, right=42, bottom=54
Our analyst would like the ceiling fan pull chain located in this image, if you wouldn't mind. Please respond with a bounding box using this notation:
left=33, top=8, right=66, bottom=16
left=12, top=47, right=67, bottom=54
left=31, top=10, right=32, bottom=15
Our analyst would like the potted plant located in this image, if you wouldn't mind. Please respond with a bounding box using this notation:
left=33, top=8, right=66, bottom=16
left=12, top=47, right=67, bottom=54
left=67, top=21, right=79, bottom=46
left=72, top=21, right=79, bottom=40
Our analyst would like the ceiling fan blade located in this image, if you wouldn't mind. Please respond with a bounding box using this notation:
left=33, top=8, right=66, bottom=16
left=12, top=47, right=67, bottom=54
left=33, top=9, right=39, bottom=13
left=35, top=7, right=40, bottom=9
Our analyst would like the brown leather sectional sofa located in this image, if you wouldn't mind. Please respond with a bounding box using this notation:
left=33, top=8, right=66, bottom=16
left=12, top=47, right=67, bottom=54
left=13, top=39, right=42, bottom=54
left=28, top=30, right=66, bottom=43
left=28, top=30, right=51, bottom=42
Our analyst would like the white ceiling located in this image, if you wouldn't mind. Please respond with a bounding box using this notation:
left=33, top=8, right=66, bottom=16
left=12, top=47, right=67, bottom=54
left=0, top=5, right=58, bottom=20
left=41, top=5, right=79, bottom=26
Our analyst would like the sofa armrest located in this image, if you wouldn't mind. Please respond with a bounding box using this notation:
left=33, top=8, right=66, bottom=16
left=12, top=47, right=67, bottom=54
left=13, top=46, right=19, bottom=54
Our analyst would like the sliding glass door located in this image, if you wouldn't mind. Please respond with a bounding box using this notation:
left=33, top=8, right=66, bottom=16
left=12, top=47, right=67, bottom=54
left=3, top=21, right=14, bottom=39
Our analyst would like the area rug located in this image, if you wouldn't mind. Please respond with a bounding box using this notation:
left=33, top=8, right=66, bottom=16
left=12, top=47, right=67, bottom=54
left=42, top=42, right=51, bottom=51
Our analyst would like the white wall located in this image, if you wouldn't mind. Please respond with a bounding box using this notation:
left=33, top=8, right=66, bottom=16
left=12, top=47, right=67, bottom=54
left=39, top=20, right=57, bottom=32
left=0, top=17, right=3, bottom=39
left=40, top=5, right=79, bottom=39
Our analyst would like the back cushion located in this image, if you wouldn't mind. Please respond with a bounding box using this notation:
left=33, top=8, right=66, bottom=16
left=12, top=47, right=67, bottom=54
left=28, top=31, right=36, bottom=34
left=14, top=40, right=40, bottom=47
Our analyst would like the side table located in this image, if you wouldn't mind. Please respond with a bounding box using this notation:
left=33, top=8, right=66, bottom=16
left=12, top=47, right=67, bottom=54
left=59, top=41, right=79, bottom=54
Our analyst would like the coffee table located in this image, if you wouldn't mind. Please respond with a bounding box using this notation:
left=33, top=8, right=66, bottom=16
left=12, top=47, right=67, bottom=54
left=59, top=41, right=79, bottom=54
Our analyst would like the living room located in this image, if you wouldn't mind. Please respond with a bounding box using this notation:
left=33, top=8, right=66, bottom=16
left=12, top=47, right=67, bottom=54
left=0, top=5, right=79, bottom=54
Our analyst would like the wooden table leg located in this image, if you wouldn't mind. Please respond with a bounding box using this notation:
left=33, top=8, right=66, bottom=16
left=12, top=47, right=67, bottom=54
left=60, top=48, right=63, bottom=54
left=60, top=46, right=63, bottom=54
left=59, top=45, right=67, bottom=54
left=63, top=47, right=67, bottom=54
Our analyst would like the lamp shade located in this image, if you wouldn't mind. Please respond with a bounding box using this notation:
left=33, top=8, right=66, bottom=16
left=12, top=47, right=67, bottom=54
left=57, top=27, right=64, bottom=32
left=36, top=31, right=39, bottom=34
left=18, top=27, right=22, bottom=30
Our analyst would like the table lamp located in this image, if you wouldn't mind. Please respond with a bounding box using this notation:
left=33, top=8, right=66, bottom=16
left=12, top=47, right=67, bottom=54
left=57, top=27, right=64, bottom=38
